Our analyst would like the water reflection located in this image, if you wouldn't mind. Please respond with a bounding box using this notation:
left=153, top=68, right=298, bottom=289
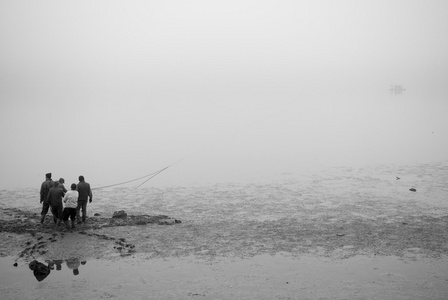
left=66, top=258, right=81, bottom=275
left=28, top=258, right=87, bottom=281
left=28, top=260, right=50, bottom=282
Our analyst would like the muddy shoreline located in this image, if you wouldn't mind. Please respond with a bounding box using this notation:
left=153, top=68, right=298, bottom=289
left=2, top=200, right=448, bottom=263
left=2, top=162, right=448, bottom=299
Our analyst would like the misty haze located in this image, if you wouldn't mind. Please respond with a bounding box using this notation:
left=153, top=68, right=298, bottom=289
left=1, top=1, right=448, bottom=299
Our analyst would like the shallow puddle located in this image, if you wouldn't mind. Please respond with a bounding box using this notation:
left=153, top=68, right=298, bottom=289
left=1, top=254, right=448, bottom=299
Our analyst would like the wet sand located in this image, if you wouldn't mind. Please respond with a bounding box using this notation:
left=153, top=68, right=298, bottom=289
left=2, top=254, right=448, bottom=300
left=1, top=162, right=448, bottom=299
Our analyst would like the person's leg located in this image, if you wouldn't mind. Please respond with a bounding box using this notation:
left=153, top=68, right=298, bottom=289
left=81, top=201, right=87, bottom=223
left=76, top=201, right=82, bottom=224
left=54, top=205, right=63, bottom=228
left=40, top=203, right=50, bottom=224
left=62, top=208, right=70, bottom=229
left=69, top=208, right=76, bottom=229
left=50, top=206, right=57, bottom=224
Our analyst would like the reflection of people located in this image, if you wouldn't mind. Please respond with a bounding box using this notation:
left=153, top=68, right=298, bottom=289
left=29, top=260, right=51, bottom=282
left=47, top=182, right=65, bottom=228
left=46, top=259, right=63, bottom=271
left=66, top=258, right=81, bottom=275
left=76, top=176, right=92, bottom=224
left=63, top=183, right=78, bottom=229
left=39, top=173, right=54, bottom=225
left=53, top=260, right=63, bottom=271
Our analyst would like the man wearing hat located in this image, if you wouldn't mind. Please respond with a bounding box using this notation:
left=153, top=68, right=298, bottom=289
left=39, top=173, right=54, bottom=225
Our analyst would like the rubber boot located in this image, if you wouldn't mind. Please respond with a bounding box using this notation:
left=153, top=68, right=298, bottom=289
left=40, top=215, right=45, bottom=225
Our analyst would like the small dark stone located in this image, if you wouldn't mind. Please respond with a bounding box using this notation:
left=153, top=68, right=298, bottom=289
left=13, top=262, right=18, bottom=267
left=94, top=213, right=101, bottom=216
left=409, top=188, right=417, bottom=192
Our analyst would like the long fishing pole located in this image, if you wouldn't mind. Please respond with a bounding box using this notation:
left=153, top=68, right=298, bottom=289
left=91, top=166, right=170, bottom=190
left=134, top=166, right=170, bottom=189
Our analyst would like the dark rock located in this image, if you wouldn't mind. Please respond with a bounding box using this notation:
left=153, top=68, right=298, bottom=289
left=112, top=210, right=128, bottom=219
left=409, top=188, right=417, bottom=192
left=94, top=213, right=101, bottom=216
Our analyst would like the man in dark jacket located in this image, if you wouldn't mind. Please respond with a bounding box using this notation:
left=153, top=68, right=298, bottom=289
left=76, top=175, right=92, bottom=224
left=46, top=181, right=65, bottom=228
left=39, top=173, right=54, bottom=225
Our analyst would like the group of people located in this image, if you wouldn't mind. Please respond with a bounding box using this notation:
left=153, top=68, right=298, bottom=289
left=39, top=173, right=93, bottom=230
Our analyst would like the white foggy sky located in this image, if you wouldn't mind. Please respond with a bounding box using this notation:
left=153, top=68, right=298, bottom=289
left=1, top=0, right=447, bottom=189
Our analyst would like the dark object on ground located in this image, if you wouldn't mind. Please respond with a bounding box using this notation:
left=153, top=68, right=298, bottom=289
left=409, top=188, right=417, bottom=192
left=396, top=177, right=400, bottom=180
left=94, top=213, right=101, bottom=216
left=112, top=210, right=128, bottom=219
left=29, top=260, right=51, bottom=282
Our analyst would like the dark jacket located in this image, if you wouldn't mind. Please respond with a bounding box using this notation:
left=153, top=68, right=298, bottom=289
left=40, top=179, right=54, bottom=203
left=77, top=181, right=92, bottom=202
left=59, top=183, right=67, bottom=194
left=46, top=187, right=65, bottom=207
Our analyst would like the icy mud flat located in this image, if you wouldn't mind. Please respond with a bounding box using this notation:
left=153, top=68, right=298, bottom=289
left=1, top=162, right=448, bottom=299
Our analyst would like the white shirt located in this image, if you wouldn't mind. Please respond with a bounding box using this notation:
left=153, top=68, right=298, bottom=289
left=63, top=190, right=79, bottom=208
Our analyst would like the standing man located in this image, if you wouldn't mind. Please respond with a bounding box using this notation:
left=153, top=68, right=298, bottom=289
left=46, top=181, right=65, bottom=229
left=39, top=173, right=54, bottom=225
left=76, top=175, right=92, bottom=224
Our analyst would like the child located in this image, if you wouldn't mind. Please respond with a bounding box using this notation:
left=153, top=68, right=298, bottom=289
left=62, top=183, right=78, bottom=229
